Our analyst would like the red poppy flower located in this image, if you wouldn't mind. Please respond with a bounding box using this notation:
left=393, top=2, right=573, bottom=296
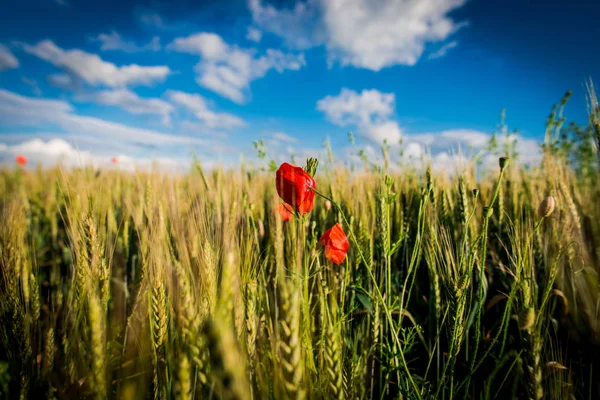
left=275, top=163, right=316, bottom=216
left=111, top=157, right=118, bottom=164
left=15, top=155, right=28, bottom=166
left=278, top=203, right=294, bottom=221
left=319, top=223, right=349, bottom=264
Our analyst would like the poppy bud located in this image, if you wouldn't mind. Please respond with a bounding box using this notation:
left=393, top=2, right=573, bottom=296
left=499, top=157, right=509, bottom=170
left=518, top=307, right=535, bottom=331
left=319, top=223, right=349, bottom=264
left=484, top=206, right=493, bottom=218
left=538, top=196, right=556, bottom=218
left=304, top=157, right=319, bottom=177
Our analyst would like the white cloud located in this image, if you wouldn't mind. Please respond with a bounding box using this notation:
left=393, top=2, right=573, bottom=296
left=168, top=32, right=305, bottom=103
left=272, top=132, right=298, bottom=143
left=440, top=129, right=488, bottom=147
left=21, top=77, right=42, bottom=96
left=430, top=152, right=470, bottom=173
left=317, top=88, right=402, bottom=143
left=323, top=0, right=466, bottom=69
left=273, top=146, right=326, bottom=165
left=249, top=0, right=467, bottom=70
left=411, top=129, right=491, bottom=150
left=179, top=120, right=226, bottom=137
left=246, top=27, right=263, bottom=43
left=0, top=137, right=194, bottom=171
left=0, top=89, right=201, bottom=147
left=401, top=130, right=541, bottom=172
left=363, top=121, right=403, bottom=143
left=78, top=89, right=174, bottom=125
left=248, top=0, right=323, bottom=49
left=342, top=141, right=471, bottom=175
left=317, top=88, right=395, bottom=126
left=170, top=32, right=228, bottom=58
left=317, top=88, right=541, bottom=168
left=404, top=142, right=424, bottom=159
left=106, top=154, right=193, bottom=172
left=0, top=89, right=73, bottom=121
left=94, top=31, right=161, bottom=53
left=428, top=40, right=458, bottom=59
left=0, top=44, right=19, bottom=71
left=0, top=137, right=98, bottom=168
left=486, top=133, right=541, bottom=166
left=47, top=73, right=76, bottom=90
left=167, top=90, right=246, bottom=129
left=13, top=138, right=83, bottom=158
left=264, top=48, right=306, bottom=71
left=23, top=40, right=171, bottom=88
left=139, top=12, right=168, bottom=30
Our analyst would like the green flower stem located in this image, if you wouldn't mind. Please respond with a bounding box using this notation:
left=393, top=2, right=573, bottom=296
left=310, top=186, right=424, bottom=400
left=461, top=166, right=506, bottom=398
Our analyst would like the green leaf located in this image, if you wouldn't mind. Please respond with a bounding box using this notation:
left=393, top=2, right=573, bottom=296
left=356, top=292, right=374, bottom=316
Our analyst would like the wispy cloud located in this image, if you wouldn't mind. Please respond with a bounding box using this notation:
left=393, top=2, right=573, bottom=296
left=94, top=31, right=161, bottom=53
left=21, top=76, right=42, bottom=96
left=248, top=0, right=322, bottom=50
left=0, top=44, right=19, bottom=71
left=168, top=32, right=305, bottom=103
left=167, top=90, right=246, bottom=129
left=22, top=40, right=171, bottom=88
left=428, top=41, right=458, bottom=59
left=0, top=89, right=201, bottom=147
left=76, top=88, right=174, bottom=125
left=47, top=73, right=76, bottom=90
left=246, top=27, right=262, bottom=43
left=138, top=11, right=168, bottom=30
left=272, top=132, right=298, bottom=143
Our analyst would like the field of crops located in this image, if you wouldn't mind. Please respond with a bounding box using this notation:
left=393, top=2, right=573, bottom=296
left=1, top=95, right=600, bottom=399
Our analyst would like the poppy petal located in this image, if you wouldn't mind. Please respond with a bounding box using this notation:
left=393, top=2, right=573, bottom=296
left=278, top=203, right=294, bottom=221
left=320, top=223, right=349, bottom=264
left=275, top=162, right=316, bottom=215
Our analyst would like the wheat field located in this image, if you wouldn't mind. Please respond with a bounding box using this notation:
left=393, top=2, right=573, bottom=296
left=1, top=93, right=600, bottom=399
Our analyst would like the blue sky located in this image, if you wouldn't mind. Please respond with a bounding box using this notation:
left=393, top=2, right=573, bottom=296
left=0, top=0, right=598, bottom=170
